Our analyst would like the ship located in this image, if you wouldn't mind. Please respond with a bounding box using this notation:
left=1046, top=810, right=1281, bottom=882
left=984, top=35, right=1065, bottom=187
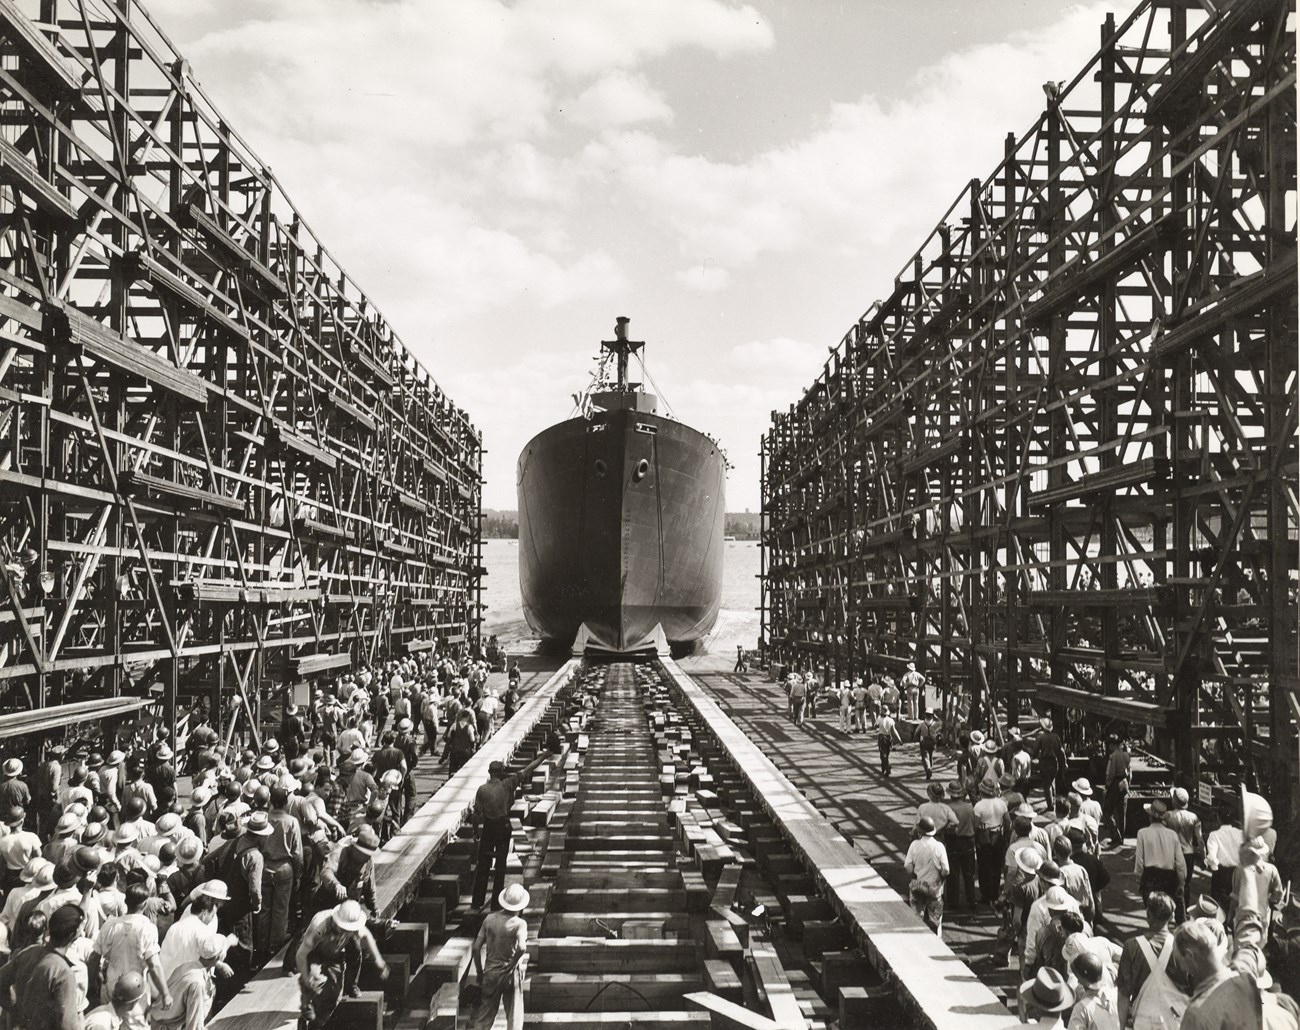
left=517, top=318, right=726, bottom=653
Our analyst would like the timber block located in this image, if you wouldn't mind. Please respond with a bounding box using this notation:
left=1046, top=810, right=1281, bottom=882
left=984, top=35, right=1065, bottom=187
left=527, top=794, right=559, bottom=827
left=620, top=920, right=666, bottom=939
left=803, top=919, right=851, bottom=959
left=681, top=869, right=710, bottom=912
left=704, top=958, right=744, bottom=1003
left=381, top=922, right=428, bottom=969
left=328, top=990, right=384, bottom=1030
left=705, top=920, right=744, bottom=971
left=359, top=952, right=408, bottom=1006
left=815, top=950, right=878, bottom=995
left=422, top=873, right=462, bottom=909
left=427, top=982, right=459, bottom=1030
left=839, top=985, right=901, bottom=1030
left=400, top=895, right=447, bottom=933
left=763, top=853, right=803, bottom=879
left=426, top=936, right=475, bottom=992
left=774, top=873, right=815, bottom=903
left=781, top=895, right=833, bottom=937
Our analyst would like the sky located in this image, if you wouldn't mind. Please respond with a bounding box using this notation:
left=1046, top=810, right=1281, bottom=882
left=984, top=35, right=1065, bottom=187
left=145, top=0, right=1117, bottom=511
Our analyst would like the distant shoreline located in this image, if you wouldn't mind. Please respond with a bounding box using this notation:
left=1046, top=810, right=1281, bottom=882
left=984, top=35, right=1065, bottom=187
left=482, top=510, right=761, bottom=541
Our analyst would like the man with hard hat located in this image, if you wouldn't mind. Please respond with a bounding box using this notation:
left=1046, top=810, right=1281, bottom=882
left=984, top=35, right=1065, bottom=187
left=471, top=749, right=552, bottom=911
left=160, top=881, right=235, bottom=980
left=468, top=884, right=531, bottom=1030
left=904, top=816, right=949, bottom=937
left=83, top=968, right=148, bottom=1030
left=296, top=900, right=389, bottom=1030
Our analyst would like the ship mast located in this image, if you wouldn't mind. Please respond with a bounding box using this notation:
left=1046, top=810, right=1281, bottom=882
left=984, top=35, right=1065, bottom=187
left=601, top=316, right=644, bottom=391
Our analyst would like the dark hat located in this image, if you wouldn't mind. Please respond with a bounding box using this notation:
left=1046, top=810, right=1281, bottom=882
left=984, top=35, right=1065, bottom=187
left=1038, top=860, right=1063, bottom=885
left=947, top=780, right=965, bottom=801
left=47, top=903, right=84, bottom=940
left=1069, top=952, right=1104, bottom=986
left=113, top=971, right=146, bottom=1005
left=926, top=782, right=945, bottom=801
left=1145, top=798, right=1169, bottom=817
left=1019, top=967, right=1074, bottom=1014
left=917, top=816, right=937, bottom=837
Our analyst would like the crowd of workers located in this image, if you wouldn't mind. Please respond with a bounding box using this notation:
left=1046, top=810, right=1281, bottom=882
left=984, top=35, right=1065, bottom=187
left=0, top=651, right=525, bottom=1030
left=778, top=663, right=1297, bottom=1029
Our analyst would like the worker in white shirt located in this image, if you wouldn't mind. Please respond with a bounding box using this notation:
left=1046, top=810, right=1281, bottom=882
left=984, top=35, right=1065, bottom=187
left=904, top=816, right=949, bottom=937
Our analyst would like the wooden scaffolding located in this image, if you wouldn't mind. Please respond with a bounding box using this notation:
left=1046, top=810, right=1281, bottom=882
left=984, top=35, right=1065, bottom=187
left=0, top=0, right=483, bottom=747
left=761, top=0, right=1297, bottom=813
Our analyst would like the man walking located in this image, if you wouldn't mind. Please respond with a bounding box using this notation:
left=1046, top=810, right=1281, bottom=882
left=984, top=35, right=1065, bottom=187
left=904, top=816, right=949, bottom=937
left=1134, top=799, right=1186, bottom=923
left=1100, top=736, right=1130, bottom=846
left=877, top=707, right=902, bottom=778
left=917, top=711, right=938, bottom=780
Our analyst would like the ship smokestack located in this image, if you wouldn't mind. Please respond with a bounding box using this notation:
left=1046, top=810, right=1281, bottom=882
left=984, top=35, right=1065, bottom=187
left=615, top=316, right=629, bottom=341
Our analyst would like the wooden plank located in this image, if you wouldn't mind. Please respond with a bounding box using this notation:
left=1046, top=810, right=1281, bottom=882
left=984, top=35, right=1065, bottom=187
left=0, top=136, right=80, bottom=225
left=118, top=469, right=243, bottom=515
left=0, top=0, right=82, bottom=95
left=683, top=991, right=784, bottom=1030
left=52, top=306, right=210, bottom=406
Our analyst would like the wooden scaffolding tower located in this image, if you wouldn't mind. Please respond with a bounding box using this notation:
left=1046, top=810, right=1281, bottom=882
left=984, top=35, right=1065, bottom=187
left=761, top=0, right=1297, bottom=815
left=0, top=0, right=483, bottom=747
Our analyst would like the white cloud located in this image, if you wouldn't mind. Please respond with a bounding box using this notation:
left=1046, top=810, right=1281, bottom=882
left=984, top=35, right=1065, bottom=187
left=676, top=263, right=731, bottom=292
left=568, top=73, right=674, bottom=129
left=579, top=4, right=1112, bottom=285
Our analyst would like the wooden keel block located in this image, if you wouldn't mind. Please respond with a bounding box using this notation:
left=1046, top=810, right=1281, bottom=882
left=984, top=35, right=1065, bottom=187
left=380, top=921, right=428, bottom=969
left=399, top=895, right=446, bottom=933
left=329, top=990, right=385, bottom=1030
left=802, top=919, right=851, bottom=959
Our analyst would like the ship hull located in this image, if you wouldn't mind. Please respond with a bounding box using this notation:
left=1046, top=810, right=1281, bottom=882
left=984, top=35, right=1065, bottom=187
left=517, top=409, right=725, bottom=651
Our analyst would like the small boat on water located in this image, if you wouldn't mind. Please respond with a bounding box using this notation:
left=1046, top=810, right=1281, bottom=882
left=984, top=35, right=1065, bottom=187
left=516, top=318, right=726, bottom=653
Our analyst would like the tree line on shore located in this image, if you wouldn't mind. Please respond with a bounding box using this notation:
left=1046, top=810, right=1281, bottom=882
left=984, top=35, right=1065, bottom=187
left=482, top=510, right=761, bottom=540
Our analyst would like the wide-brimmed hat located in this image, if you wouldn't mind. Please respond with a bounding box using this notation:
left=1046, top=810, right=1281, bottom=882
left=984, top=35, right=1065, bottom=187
left=113, top=824, right=140, bottom=846
left=1038, top=861, right=1063, bottom=885
left=978, top=781, right=997, bottom=797
left=349, top=748, right=370, bottom=765
left=199, top=879, right=231, bottom=902
left=255, top=755, right=274, bottom=772
left=1191, top=894, right=1225, bottom=924
left=30, top=862, right=55, bottom=891
left=999, top=771, right=1017, bottom=789
left=86, top=753, right=104, bottom=770
left=1015, top=847, right=1045, bottom=876
left=1019, top=968, right=1074, bottom=1014
left=53, top=812, right=80, bottom=837
left=981, top=739, right=999, bottom=755
left=18, top=857, right=42, bottom=884
left=81, top=822, right=106, bottom=846
left=379, top=769, right=403, bottom=790
left=397, top=718, right=413, bottom=732
left=177, top=837, right=203, bottom=867
left=1071, top=778, right=1093, bottom=797
left=1044, top=885, right=1073, bottom=911
left=1, top=758, right=21, bottom=777
left=926, top=782, right=945, bottom=801
left=1170, top=786, right=1189, bottom=806
left=106, top=751, right=125, bottom=766
left=947, top=781, right=965, bottom=801
left=1014, top=803, right=1037, bottom=820
left=264, top=739, right=281, bottom=755
left=969, top=731, right=986, bottom=745
left=286, top=703, right=300, bottom=715
left=190, top=786, right=211, bottom=807
left=154, top=744, right=173, bottom=761
left=499, top=883, right=530, bottom=911
left=155, top=813, right=181, bottom=835
left=71, top=846, right=102, bottom=876
left=1039, top=716, right=1053, bottom=730
left=245, top=812, right=273, bottom=836
left=351, top=826, right=380, bottom=855
left=332, top=900, right=367, bottom=932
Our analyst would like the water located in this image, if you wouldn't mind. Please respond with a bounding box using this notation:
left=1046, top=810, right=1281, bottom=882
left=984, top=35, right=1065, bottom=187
left=480, top=537, right=762, bottom=655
